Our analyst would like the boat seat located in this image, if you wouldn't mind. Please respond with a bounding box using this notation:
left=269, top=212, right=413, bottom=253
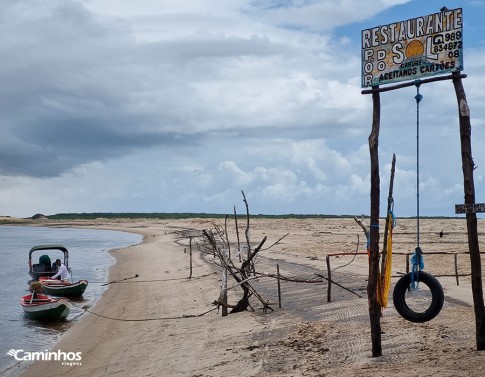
left=23, top=298, right=51, bottom=303
left=38, top=255, right=52, bottom=271
left=32, top=264, right=44, bottom=272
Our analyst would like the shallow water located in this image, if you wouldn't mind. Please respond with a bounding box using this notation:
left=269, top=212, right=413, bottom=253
left=0, top=225, right=142, bottom=375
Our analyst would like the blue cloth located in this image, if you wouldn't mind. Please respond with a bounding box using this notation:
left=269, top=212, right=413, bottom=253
left=410, top=247, right=424, bottom=290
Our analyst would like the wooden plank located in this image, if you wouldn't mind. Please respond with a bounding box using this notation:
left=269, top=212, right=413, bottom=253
left=361, top=73, right=467, bottom=94
left=455, top=203, right=485, bottom=214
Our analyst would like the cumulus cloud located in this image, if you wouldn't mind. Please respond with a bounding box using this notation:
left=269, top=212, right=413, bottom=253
left=0, top=0, right=484, bottom=217
left=0, top=0, right=368, bottom=178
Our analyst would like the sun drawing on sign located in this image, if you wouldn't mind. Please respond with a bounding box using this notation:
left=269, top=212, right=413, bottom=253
left=405, top=40, right=425, bottom=58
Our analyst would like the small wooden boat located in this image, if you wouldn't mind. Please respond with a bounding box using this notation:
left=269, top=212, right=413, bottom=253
left=40, top=278, right=89, bottom=297
left=20, top=293, right=71, bottom=321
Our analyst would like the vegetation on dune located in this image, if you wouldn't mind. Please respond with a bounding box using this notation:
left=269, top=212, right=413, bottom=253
left=45, top=212, right=358, bottom=220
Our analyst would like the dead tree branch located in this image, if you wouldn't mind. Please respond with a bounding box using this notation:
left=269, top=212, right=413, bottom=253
left=202, top=228, right=273, bottom=314
left=262, top=233, right=289, bottom=251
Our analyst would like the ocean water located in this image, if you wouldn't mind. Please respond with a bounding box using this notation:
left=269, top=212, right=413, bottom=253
left=0, top=225, right=142, bottom=375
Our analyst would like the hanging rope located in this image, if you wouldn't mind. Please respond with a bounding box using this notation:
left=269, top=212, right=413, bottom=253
left=415, top=80, right=422, bottom=248
left=392, top=82, right=445, bottom=323
left=411, top=80, right=424, bottom=289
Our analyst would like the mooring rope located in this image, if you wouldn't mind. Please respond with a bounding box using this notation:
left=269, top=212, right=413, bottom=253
left=68, top=300, right=218, bottom=321
left=88, top=272, right=217, bottom=285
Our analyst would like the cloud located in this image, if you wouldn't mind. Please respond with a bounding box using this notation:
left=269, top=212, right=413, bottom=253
left=0, top=0, right=369, bottom=178
left=244, top=0, right=412, bottom=32
left=0, top=0, right=484, bottom=217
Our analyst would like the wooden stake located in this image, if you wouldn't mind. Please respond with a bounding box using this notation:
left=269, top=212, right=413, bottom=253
left=277, top=264, right=282, bottom=308
left=326, top=255, right=332, bottom=302
left=454, top=253, right=459, bottom=286
left=224, top=215, right=231, bottom=260
left=380, top=154, right=396, bottom=286
left=234, top=206, right=241, bottom=262
left=221, top=249, right=228, bottom=317
left=452, top=71, right=485, bottom=350
left=189, top=237, right=193, bottom=279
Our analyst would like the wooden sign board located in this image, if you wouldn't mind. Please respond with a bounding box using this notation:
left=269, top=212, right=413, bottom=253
left=361, top=8, right=463, bottom=88
left=455, top=203, right=485, bottom=214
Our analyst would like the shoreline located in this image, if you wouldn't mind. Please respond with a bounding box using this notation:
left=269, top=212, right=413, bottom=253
left=1, top=221, right=145, bottom=377
left=7, top=217, right=485, bottom=376
left=16, top=218, right=266, bottom=377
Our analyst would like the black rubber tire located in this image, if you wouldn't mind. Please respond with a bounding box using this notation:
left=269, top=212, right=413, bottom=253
left=392, top=271, right=444, bottom=323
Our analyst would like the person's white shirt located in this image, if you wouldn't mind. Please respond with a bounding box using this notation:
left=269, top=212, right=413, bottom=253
left=51, top=263, right=71, bottom=281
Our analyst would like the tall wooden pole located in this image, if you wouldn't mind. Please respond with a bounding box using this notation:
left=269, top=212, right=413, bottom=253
left=368, top=86, right=382, bottom=357
left=452, top=72, right=485, bottom=350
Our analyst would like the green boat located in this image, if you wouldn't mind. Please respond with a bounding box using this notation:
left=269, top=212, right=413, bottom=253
left=20, top=293, right=71, bottom=321
left=40, top=278, right=89, bottom=297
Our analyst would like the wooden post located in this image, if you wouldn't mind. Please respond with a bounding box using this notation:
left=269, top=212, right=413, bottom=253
left=224, top=215, right=231, bottom=260
left=234, top=206, right=242, bottom=262
left=454, top=253, right=459, bottom=286
left=189, top=237, right=193, bottom=279
left=452, top=72, right=485, bottom=350
left=277, top=264, right=282, bottom=308
left=221, top=249, right=228, bottom=317
left=380, top=154, right=396, bottom=287
left=326, top=255, right=332, bottom=302
left=368, top=86, right=382, bottom=357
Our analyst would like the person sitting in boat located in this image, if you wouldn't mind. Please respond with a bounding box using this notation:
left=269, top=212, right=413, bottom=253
left=51, top=259, right=71, bottom=282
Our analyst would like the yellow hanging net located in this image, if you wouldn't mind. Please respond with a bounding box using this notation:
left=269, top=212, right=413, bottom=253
left=377, top=212, right=394, bottom=308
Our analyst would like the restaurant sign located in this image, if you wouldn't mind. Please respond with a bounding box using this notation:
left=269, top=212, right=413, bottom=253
left=361, top=8, right=463, bottom=88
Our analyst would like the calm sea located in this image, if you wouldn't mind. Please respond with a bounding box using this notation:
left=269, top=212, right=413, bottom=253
left=0, top=225, right=142, bottom=376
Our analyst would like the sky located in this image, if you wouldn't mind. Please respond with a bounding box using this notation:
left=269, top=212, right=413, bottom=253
left=1, top=0, right=485, bottom=218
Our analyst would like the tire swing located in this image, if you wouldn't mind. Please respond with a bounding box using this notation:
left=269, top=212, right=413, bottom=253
left=392, top=81, right=445, bottom=323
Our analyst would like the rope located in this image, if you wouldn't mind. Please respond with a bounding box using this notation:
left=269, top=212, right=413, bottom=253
left=88, top=272, right=217, bottom=285
left=415, top=80, right=423, bottom=248
left=68, top=300, right=218, bottom=321
left=412, top=80, right=424, bottom=289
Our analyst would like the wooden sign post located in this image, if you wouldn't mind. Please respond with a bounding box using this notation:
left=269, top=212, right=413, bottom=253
left=362, top=8, right=485, bottom=355
left=452, top=71, right=485, bottom=350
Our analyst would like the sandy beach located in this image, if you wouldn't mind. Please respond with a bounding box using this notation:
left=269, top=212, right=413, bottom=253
left=7, top=216, right=485, bottom=377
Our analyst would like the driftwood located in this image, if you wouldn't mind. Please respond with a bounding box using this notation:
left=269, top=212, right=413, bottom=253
left=354, top=216, right=369, bottom=244
left=241, top=191, right=254, bottom=273
left=203, top=229, right=273, bottom=313
left=201, top=191, right=276, bottom=314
